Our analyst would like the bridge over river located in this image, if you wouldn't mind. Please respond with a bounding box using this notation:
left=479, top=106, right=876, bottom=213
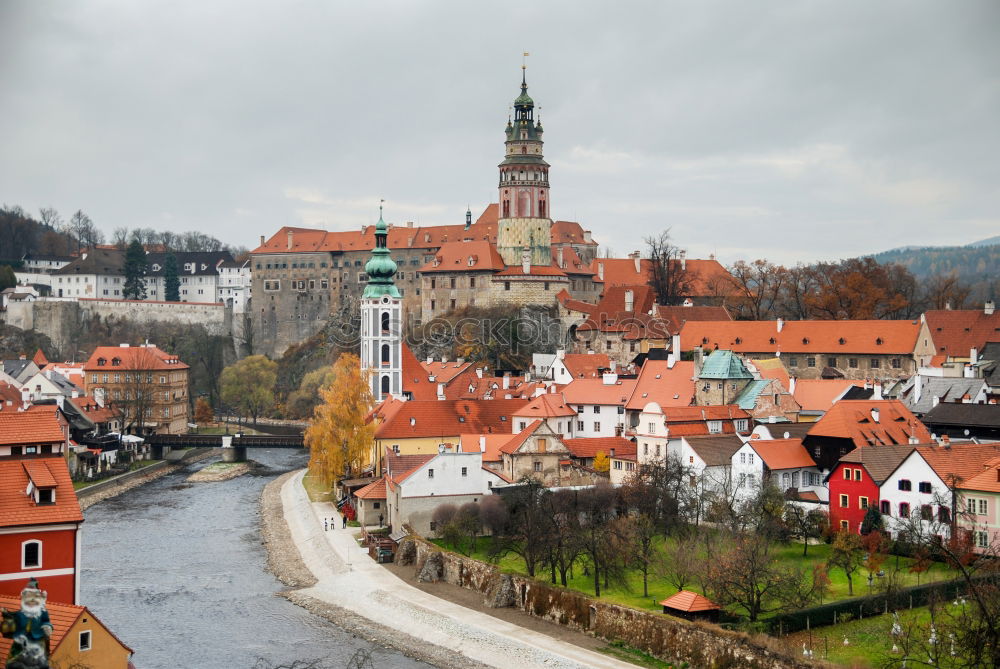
left=145, top=433, right=304, bottom=461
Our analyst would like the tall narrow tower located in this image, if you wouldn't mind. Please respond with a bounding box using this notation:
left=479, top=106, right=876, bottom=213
left=496, top=67, right=552, bottom=267
left=360, top=206, right=402, bottom=402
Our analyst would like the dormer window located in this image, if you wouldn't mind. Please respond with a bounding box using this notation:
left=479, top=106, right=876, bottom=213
left=876, top=337, right=884, bottom=345
left=97, top=358, right=106, bottom=366
left=111, top=357, right=121, bottom=366
left=838, top=337, right=846, bottom=345
left=802, top=337, right=810, bottom=345
left=37, top=488, right=55, bottom=505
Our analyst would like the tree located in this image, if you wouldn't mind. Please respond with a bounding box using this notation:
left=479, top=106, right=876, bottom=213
left=285, top=366, right=337, bottom=419
left=829, top=530, right=864, bottom=596
left=123, top=240, right=149, bottom=300
left=119, top=346, right=161, bottom=435
left=727, top=259, right=787, bottom=320
left=575, top=483, right=624, bottom=598
left=593, top=450, right=610, bottom=473
left=163, top=252, right=180, bottom=302
left=193, top=397, right=214, bottom=428
left=0, top=265, right=16, bottom=291
left=922, top=271, right=972, bottom=311
left=784, top=504, right=829, bottom=556
left=540, top=489, right=583, bottom=586
left=861, top=531, right=890, bottom=588
left=303, top=354, right=373, bottom=486
left=657, top=531, right=703, bottom=592
left=479, top=494, right=509, bottom=554
left=111, top=227, right=129, bottom=250
left=620, top=513, right=658, bottom=597
left=860, top=506, right=885, bottom=535
left=220, top=354, right=278, bottom=426
left=454, top=502, right=482, bottom=555
left=494, top=477, right=550, bottom=577
left=645, top=230, right=696, bottom=306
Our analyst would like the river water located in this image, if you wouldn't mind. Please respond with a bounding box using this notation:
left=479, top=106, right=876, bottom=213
left=80, top=449, right=431, bottom=669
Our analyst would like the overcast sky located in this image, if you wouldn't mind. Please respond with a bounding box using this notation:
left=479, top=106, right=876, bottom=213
left=1, top=1, right=997, bottom=264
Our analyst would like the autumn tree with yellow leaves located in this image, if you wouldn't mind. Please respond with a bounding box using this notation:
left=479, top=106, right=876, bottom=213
left=305, top=354, right=375, bottom=487
left=593, top=450, right=610, bottom=473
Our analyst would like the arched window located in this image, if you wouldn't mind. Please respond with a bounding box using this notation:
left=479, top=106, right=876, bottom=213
left=781, top=472, right=791, bottom=488
left=22, top=540, right=41, bottom=569
left=381, top=344, right=390, bottom=365
left=381, top=311, right=390, bottom=333
left=381, top=375, right=390, bottom=395
left=539, top=200, right=546, bottom=218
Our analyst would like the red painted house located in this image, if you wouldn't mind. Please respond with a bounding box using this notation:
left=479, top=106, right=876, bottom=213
left=0, top=455, right=84, bottom=604
left=828, top=444, right=914, bottom=534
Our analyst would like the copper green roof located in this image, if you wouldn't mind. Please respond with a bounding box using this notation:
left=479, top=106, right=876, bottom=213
left=362, top=211, right=400, bottom=299
left=699, top=350, right=753, bottom=379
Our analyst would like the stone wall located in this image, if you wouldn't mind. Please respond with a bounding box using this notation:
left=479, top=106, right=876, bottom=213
left=402, top=535, right=815, bottom=669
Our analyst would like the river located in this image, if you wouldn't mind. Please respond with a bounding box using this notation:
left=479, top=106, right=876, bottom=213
left=80, top=449, right=431, bottom=669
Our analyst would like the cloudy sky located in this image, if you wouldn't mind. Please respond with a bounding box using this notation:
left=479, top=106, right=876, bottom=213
left=1, top=1, right=997, bottom=264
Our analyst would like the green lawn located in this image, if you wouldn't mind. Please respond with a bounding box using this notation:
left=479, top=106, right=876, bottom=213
left=431, top=535, right=956, bottom=619
left=302, top=470, right=334, bottom=503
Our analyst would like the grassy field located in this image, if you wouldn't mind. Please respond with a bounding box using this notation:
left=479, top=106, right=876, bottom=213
left=785, top=606, right=936, bottom=667
left=431, top=535, right=956, bottom=618
left=302, top=470, right=334, bottom=503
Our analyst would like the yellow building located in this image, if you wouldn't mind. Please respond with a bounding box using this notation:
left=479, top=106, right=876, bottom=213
left=0, top=596, right=133, bottom=668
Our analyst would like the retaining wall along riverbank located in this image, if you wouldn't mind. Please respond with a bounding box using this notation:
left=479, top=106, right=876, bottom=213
left=77, top=448, right=216, bottom=509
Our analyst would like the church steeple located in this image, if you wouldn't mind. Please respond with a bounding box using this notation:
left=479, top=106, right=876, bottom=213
left=361, top=203, right=403, bottom=402
left=362, top=203, right=400, bottom=299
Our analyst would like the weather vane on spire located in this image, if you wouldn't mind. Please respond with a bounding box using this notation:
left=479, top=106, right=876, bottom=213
left=380, top=198, right=385, bottom=217
left=522, top=51, right=530, bottom=69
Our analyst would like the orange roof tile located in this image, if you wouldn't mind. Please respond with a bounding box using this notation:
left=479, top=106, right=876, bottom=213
left=916, top=443, right=1000, bottom=487
left=807, top=400, right=930, bottom=449
left=31, top=349, right=49, bottom=366
left=793, top=379, right=864, bottom=413
left=563, top=437, right=636, bottom=458
left=556, top=290, right=597, bottom=316
left=679, top=320, right=922, bottom=355
left=559, top=353, right=612, bottom=379
left=753, top=358, right=791, bottom=389
left=355, top=477, right=387, bottom=500
left=590, top=258, right=732, bottom=296
left=925, top=308, right=1000, bottom=359
left=0, top=596, right=132, bottom=659
left=420, top=360, right=476, bottom=384
left=419, top=241, right=506, bottom=273
left=494, top=265, right=568, bottom=277
left=459, top=376, right=545, bottom=400
left=83, top=345, right=188, bottom=371
left=748, top=439, right=816, bottom=470
left=0, top=457, right=83, bottom=528
left=552, top=245, right=595, bottom=276
left=659, top=590, right=720, bottom=612
left=960, top=457, right=1000, bottom=493
left=654, top=305, right=731, bottom=332
left=459, top=433, right=514, bottom=462
left=400, top=343, right=438, bottom=401
left=22, top=460, right=58, bottom=487
left=625, top=360, right=696, bottom=410
left=561, top=378, right=638, bottom=406
left=374, top=399, right=528, bottom=439
left=500, top=420, right=543, bottom=454
left=513, top=393, right=577, bottom=418
left=0, top=409, right=66, bottom=446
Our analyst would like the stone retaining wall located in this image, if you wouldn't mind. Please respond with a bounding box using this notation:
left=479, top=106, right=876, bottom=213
left=402, top=535, right=817, bottom=669
left=76, top=447, right=215, bottom=501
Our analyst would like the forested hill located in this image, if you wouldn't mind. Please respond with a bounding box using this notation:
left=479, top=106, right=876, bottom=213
left=871, top=242, right=1000, bottom=302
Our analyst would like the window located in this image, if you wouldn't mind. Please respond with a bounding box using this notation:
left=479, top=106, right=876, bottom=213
left=593, top=406, right=601, bottom=414
left=891, top=358, right=902, bottom=369
left=504, top=281, right=511, bottom=291
left=787, top=357, right=798, bottom=367
left=429, top=521, right=437, bottom=532
left=79, top=630, right=92, bottom=651
left=427, top=469, right=434, bottom=479
left=735, top=419, right=748, bottom=431
left=518, top=421, right=526, bottom=431
left=899, top=502, right=910, bottom=517
left=921, top=505, right=933, bottom=521
left=859, top=496, right=869, bottom=510
left=37, top=488, right=54, bottom=505
left=880, top=500, right=891, bottom=515
left=740, top=452, right=746, bottom=464
left=648, top=422, right=655, bottom=434
left=839, top=494, right=849, bottom=508
left=843, top=469, right=851, bottom=480
left=807, top=357, right=816, bottom=367
left=840, top=520, right=849, bottom=530
left=533, top=461, right=541, bottom=472
left=849, top=358, right=858, bottom=368
left=975, top=531, right=988, bottom=548
left=854, top=469, right=863, bottom=481
left=707, top=420, right=722, bottom=434
left=918, top=481, right=932, bottom=494
left=898, top=479, right=912, bottom=491
left=871, top=358, right=880, bottom=368
left=577, top=421, right=584, bottom=431
left=461, top=467, right=468, bottom=477
left=22, top=540, right=41, bottom=569
left=593, top=422, right=601, bottom=432
left=828, top=357, right=837, bottom=367
left=655, top=444, right=661, bottom=456
left=938, top=506, right=950, bottom=523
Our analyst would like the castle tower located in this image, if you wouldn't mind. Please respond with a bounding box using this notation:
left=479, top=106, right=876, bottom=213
left=496, top=67, right=552, bottom=267
left=360, top=205, right=402, bottom=402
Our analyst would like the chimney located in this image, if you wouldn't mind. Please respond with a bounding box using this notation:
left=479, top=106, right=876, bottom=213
left=871, top=407, right=880, bottom=423
left=873, top=381, right=883, bottom=400
left=671, top=333, right=680, bottom=355
left=932, top=395, right=940, bottom=407
left=407, top=221, right=414, bottom=228
left=610, top=360, right=617, bottom=373
left=457, top=357, right=465, bottom=365
left=479, top=435, right=486, bottom=452
left=426, top=356, right=433, bottom=365
left=971, top=347, right=978, bottom=362
left=629, top=250, right=641, bottom=274
left=259, top=235, right=265, bottom=247
left=558, top=247, right=565, bottom=269
left=667, top=353, right=676, bottom=369
left=776, top=318, right=784, bottom=332
left=624, top=289, right=634, bottom=313
left=789, top=375, right=796, bottom=394
left=476, top=367, right=483, bottom=379
left=93, top=387, right=105, bottom=407
left=557, top=349, right=566, bottom=360
left=945, top=301, right=952, bottom=310
left=679, top=250, right=686, bottom=272
left=437, top=383, right=445, bottom=401
left=913, top=375, right=922, bottom=404
left=986, top=300, right=996, bottom=316
left=602, top=373, right=617, bottom=385
left=524, top=371, right=530, bottom=382
left=597, top=262, right=605, bottom=281
left=502, top=373, right=510, bottom=390
left=441, top=355, right=448, bottom=364
left=610, top=448, right=616, bottom=458
left=287, top=230, right=294, bottom=250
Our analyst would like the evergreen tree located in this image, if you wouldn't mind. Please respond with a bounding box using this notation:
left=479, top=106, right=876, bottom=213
left=860, top=506, right=884, bottom=535
left=123, top=240, right=148, bottom=300
left=0, top=265, right=16, bottom=291
left=163, top=251, right=180, bottom=302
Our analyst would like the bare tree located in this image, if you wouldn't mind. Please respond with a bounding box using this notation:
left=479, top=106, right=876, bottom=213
left=111, top=226, right=130, bottom=250
left=645, top=230, right=697, bottom=306
left=656, top=531, right=702, bottom=592
left=727, top=259, right=787, bottom=320
left=38, top=206, right=62, bottom=230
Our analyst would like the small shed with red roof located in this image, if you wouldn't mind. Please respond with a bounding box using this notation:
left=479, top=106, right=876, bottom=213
left=659, top=590, right=721, bottom=621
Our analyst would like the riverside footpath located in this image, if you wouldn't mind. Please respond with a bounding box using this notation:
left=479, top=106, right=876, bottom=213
left=275, top=470, right=637, bottom=669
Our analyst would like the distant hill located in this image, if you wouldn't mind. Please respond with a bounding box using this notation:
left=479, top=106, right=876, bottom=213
left=968, top=235, right=1000, bottom=248
left=871, top=242, right=1000, bottom=303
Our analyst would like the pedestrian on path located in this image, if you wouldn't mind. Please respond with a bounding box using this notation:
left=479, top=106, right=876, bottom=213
left=342, top=515, right=347, bottom=529
left=324, top=518, right=328, bottom=531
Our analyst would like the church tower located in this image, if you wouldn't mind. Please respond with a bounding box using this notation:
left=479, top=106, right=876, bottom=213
left=360, top=205, right=402, bottom=402
left=496, top=67, right=552, bottom=267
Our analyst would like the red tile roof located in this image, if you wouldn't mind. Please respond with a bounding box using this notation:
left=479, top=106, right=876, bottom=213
left=83, top=345, right=188, bottom=371
left=662, top=405, right=751, bottom=423
left=660, top=590, right=720, bottom=613
left=0, top=409, right=66, bottom=446
left=561, top=378, right=638, bottom=406
left=513, top=393, right=577, bottom=418
left=556, top=290, right=597, bottom=316
left=459, top=377, right=544, bottom=400
left=924, top=308, right=1000, bottom=359
left=421, top=360, right=476, bottom=384
left=959, top=457, right=1000, bottom=493
left=419, top=241, right=506, bottom=273
left=807, top=400, right=930, bottom=448
left=625, top=360, right=696, bottom=411
left=0, top=382, right=21, bottom=406
left=459, top=433, right=514, bottom=462
left=793, top=379, right=865, bottom=413
left=590, top=258, right=733, bottom=296
left=500, top=420, right=543, bottom=454
left=374, top=399, right=528, bottom=439
left=32, top=349, right=49, bottom=366
left=0, top=596, right=133, bottom=659
left=655, top=305, right=731, bottom=333
left=753, top=358, right=790, bottom=389
left=577, top=286, right=669, bottom=340
left=559, top=353, right=611, bottom=379
left=916, top=443, right=1000, bottom=487
left=400, top=343, right=438, bottom=401
left=385, top=452, right=437, bottom=487
left=552, top=246, right=594, bottom=276
left=494, top=265, right=567, bottom=277
left=355, top=477, right=387, bottom=500
left=679, top=320, right=922, bottom=355
left=563, top=437, right=636, bottom=458
left=748, top=439, right=816, bottom=471
left=0, top=457, right=83, bottom=528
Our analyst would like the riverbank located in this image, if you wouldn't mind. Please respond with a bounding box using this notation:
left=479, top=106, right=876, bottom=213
left=187, top=459, right=257, bottom=482
left=261, top=469, right=640, bottom=669
left=78, top=448, right=217, bottom=510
